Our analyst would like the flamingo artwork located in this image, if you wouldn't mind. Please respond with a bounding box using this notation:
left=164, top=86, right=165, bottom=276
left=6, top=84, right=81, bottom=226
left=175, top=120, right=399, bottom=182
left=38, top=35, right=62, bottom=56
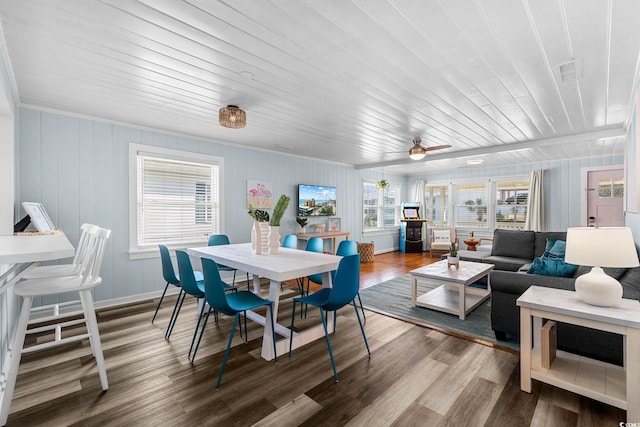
left=247, top=180, right=273, bottom=209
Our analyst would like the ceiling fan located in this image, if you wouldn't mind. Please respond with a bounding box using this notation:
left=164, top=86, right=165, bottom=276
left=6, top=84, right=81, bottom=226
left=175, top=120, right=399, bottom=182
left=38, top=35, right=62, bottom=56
left=406, top=138, right=451, bottom=160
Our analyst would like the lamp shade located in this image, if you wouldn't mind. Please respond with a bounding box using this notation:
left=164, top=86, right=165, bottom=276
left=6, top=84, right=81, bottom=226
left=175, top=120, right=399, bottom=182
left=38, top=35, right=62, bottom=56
left=219, top=105, right=246, bottom=128
left=565, top=227, right=639, bottom=268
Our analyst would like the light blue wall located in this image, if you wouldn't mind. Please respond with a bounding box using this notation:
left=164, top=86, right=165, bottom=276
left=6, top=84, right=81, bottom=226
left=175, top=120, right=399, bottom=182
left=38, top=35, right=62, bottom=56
left=16, top=107, right=405, bottom=304
left=411, top=156, right=625, bottom=233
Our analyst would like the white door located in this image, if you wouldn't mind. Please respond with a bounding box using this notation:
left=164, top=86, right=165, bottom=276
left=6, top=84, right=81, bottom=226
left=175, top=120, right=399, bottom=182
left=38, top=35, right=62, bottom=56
left=586, top=168, right=624, bottom=227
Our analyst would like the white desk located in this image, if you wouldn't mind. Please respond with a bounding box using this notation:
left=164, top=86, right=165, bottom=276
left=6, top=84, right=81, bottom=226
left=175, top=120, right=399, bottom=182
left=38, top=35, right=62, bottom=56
left=518, top=286, right=640, bottom=422
left=0, top=232, right=75, bottom=426
left=0, top=233, right=75, bottom=295
left=188, top=243, right=341, bottom=360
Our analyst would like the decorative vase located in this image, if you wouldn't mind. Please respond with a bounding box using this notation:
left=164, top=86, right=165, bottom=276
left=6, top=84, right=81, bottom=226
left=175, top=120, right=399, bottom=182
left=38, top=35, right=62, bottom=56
left=447, top=255, right=459, bottom=268
left=268, top=225, right=281, bottom=254
left=299, top=227, right=306, bottom=234
left=252, top=221, right=270, bottom=255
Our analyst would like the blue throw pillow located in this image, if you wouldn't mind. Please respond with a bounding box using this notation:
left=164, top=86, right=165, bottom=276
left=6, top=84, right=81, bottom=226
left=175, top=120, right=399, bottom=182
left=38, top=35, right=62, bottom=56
left=527, top=256, right=578, bottom=277
left=546, top=240, right=566, bottom=259
left=544, top=238, right=558, bottom=252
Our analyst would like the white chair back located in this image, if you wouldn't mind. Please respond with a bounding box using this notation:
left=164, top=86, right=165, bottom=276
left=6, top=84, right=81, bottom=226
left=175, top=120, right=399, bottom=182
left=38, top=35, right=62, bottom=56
left=78, top=227, right=111, bottom=284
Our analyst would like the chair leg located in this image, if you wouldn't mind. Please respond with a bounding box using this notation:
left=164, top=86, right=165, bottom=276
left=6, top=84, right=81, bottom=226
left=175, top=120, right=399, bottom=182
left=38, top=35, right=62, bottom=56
left=191, top=308, right=212, bottom=363
left=246, top=273, right=250, bottom=292
left=188, top=299, right=208, bottom=360
left=151, top=281, right=170, bottom=323
left=268, top=303, right=277, bottom=363
left=79, top=290, right=108, bottom=390
left=288, top=300, right=297, bottom=357
left=319, top=308, right=339, bottom=382
left=356, top=292, right=366, bottom=321
left=243, top=310, right=248, bottom=343
left=165, top=290, right=186, bottom=339
left=353, top=301, right=371, bottom=356
left=216, top=314, right=239, bottom=390
left=232, top=270, right=237, bottom=286
left=0, top=296, right=33, bottom=426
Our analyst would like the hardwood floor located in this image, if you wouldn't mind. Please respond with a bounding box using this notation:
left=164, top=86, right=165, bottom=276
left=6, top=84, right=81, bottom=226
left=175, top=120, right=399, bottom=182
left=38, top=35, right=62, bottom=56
left=7, top=251, right=627, bottom=426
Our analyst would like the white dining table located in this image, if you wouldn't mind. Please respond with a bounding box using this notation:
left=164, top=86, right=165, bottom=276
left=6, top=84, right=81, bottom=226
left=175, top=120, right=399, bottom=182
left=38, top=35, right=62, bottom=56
left=187, top=243, right=342, bottom=360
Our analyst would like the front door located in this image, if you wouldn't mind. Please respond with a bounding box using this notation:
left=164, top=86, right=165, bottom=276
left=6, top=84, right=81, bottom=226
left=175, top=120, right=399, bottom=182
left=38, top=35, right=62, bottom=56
left=586, top=168, right=624, bottom=227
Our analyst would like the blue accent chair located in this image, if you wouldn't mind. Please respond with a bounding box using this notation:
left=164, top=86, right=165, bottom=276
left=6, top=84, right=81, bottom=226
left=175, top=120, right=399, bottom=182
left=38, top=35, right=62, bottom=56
left=173, top=250, right=237, bottom=361
left=282, top=234, right=298, bottom=249
left=154, top=244, right=204, bottom=324
left=196, top=257, right=278, bottom=389
left=208, top=234, right=250, bottom=290
left=289, top=254, right=370, bottom=382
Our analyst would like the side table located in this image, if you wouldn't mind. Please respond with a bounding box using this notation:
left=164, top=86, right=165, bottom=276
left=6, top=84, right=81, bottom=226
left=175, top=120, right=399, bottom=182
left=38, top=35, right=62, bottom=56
left=463, top=239, right=479, bottom=251
left=517, top=286, right=640, bottom=422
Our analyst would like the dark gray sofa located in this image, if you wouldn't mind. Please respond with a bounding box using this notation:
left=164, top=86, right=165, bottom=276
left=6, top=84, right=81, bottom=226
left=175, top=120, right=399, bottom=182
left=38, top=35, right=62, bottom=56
left=460, top=229, right=640, bottom=366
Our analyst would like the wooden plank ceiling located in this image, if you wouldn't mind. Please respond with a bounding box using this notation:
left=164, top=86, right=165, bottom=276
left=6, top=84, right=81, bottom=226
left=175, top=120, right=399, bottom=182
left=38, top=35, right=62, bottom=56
left=0, top=0, right=638, bottom=173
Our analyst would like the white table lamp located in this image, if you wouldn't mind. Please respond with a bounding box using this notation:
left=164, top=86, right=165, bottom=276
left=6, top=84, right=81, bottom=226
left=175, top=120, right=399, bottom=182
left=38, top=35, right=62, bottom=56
left=565, top=227, right=639, bottom=307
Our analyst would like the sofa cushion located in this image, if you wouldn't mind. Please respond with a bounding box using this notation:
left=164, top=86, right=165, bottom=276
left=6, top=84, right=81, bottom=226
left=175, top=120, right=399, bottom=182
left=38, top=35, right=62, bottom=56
left=527, top=257, right=578, bottom=277
left=491, top=229, right=535, bottom=260
left=483, top=255, right=531, bottom=271
left=533, top=231, right=567, bottom=258
left=620, top=267, right=640, bottom=300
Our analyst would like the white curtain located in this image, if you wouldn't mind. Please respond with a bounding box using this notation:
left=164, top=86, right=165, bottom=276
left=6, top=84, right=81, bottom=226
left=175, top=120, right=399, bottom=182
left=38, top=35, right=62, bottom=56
left=525, top=170, right=545, bottom=231
left=413, top=180, right=426, bottom=218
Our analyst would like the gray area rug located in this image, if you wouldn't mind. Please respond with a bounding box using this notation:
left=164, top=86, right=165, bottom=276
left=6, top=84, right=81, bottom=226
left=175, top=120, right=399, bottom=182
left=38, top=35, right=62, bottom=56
left=359, top=275, right=519, bottom=352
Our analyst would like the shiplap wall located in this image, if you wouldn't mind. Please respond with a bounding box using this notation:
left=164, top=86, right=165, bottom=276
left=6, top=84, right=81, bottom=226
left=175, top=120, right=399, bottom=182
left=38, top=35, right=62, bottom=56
left=16, top=107, right=405, bottom=305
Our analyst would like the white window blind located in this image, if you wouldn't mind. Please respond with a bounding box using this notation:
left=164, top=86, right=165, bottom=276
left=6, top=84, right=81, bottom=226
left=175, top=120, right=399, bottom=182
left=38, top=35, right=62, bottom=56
left=363, top=179, right=401, bottom=231
left=454, top=182, right=488, bottom=228
left=129, top=144, right=223, bottom=255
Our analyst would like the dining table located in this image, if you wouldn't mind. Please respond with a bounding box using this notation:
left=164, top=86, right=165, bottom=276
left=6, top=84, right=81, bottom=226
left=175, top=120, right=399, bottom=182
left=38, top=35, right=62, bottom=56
left=187, top=243, right=342, bottom=360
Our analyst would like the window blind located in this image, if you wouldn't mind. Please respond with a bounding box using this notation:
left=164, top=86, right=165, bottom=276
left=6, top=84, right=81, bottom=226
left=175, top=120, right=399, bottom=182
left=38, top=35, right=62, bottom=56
left=137, top=155, right=220, bottom=246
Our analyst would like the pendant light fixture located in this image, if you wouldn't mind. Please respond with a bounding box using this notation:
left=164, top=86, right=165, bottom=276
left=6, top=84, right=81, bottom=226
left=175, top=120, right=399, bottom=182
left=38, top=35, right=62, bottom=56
left=219, top=105, right=246, bottom=128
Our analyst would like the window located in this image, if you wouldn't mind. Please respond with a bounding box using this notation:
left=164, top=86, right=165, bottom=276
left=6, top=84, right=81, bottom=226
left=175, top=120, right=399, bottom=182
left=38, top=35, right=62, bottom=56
left=598, top=178, right=624, bottom=198
left=495, top=178, right=529, bottom=229
left=363, top=179, right=401, bottom=231
left=453, top=182, right=488, bottom=228
left=129, top=144, right=223, bottom=257
left=424, top=185, right=449, bottom=226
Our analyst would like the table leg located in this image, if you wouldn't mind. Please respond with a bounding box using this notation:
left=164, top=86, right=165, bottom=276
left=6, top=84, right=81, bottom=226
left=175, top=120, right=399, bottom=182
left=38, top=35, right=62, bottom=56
left=252, top=273, right=261, bottom=295
left=520, top=306, right=532, bottom=393
left=626, top=328, right=640, bottom=422
left=411, top=277, right=417, bottom=307
left=459, top=283, right=466, bottom=320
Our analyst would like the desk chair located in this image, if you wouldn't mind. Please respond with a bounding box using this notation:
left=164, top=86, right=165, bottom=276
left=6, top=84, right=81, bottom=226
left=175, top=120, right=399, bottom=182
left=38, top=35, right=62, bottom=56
left=289, top=254, right=370, bottom=382
left=0, top=227, right=111, bottom=422
left=197, top=257, right=277, bottom=389
left=208, top=234, right=250, bottom=290
left=153, top=245, right=204, bottom=324
left=22, top=223, right=96, bottom=279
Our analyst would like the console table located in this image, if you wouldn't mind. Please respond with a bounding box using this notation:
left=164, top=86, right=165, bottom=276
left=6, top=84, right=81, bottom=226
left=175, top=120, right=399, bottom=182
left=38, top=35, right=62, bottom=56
left=517, top=286, right=640, bottom=422
left=296, top=231, right=350, bottom=254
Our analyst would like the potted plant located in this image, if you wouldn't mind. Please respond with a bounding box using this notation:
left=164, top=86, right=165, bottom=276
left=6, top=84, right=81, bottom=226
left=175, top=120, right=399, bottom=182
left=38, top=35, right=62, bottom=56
left=448, top=241, right=459, bottom=268
left=268, top=195, right=291, bottom=254
left=377, top=179, right=390, bottom=189
left=296, top=217, right=308, bottom=233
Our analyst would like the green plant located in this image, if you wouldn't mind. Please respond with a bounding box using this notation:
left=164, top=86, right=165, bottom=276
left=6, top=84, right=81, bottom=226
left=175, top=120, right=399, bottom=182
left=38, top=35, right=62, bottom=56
left=248, top=205, right=269, bottom=222
left=377, top=179, right=389, bottom=189
left=296, top=217, right=308, bottom=229
left=450, top=241, right=458, bottom=257
left=269, top=195, right=291, bottom=226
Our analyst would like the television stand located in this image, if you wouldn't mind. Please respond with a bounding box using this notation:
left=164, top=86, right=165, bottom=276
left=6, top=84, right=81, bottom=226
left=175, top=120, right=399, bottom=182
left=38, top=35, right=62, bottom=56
left=296, top=231, right=350, bottom=254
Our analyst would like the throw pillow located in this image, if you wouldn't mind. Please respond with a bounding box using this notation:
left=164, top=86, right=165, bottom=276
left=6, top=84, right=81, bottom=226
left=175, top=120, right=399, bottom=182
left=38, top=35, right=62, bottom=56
left=544, top=238, right=559, bottom=252
left=433, top=230, right=450, bottom=242
left=545, top=240, right=566, bottom=259
left=527, top=257, right=578, bottom=277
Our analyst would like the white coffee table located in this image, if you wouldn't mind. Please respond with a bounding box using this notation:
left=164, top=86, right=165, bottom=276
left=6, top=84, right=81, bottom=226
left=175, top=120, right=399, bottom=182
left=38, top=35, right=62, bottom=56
left=410, top=260, right=494, bottom=320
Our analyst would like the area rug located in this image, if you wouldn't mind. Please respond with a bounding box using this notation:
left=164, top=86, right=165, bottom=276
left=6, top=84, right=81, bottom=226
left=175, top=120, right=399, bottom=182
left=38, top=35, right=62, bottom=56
left=358, top=275, right=519, bottom=352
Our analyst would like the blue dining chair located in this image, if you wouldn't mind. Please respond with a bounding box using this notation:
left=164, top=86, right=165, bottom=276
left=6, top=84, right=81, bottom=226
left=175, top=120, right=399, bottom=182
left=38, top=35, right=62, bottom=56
left=172, top=250, right=238, bottom=362
left=208, top=234, right=250, bottom=290
left=153, top=244, right=204, bottom=324
left=282, top=234, right=298, bottom=249
left=288, top=254, right=370, bottom=382
left=196, top=257, right=278, bottom=389
left=299, top=237, right=324, bottom=297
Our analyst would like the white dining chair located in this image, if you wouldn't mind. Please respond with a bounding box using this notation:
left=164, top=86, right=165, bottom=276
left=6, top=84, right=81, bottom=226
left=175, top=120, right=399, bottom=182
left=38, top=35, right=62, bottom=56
left=0, top=226, right=111, bottom=423
left=21, top=223, right=97, bottom=279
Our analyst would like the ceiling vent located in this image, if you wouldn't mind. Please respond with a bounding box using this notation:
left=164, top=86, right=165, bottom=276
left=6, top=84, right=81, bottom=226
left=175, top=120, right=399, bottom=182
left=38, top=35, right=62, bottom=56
left=554, top=59, right=582, bottom=83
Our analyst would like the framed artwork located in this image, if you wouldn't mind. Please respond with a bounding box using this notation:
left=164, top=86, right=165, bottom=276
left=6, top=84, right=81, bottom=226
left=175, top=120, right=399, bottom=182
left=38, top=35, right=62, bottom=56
left=22, top=202, right=55, bottom=232
left=247, top=179, right=273, bottom=209
left=328, top=217, right=341, bottom=232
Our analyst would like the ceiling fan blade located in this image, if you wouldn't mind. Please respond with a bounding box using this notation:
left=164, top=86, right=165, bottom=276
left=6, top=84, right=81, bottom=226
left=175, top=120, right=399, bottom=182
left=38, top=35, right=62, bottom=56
left=424, top=144, right=451, bottom=152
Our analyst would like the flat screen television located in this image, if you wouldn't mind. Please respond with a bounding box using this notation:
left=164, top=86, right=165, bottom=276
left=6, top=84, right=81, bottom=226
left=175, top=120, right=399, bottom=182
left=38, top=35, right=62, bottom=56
left=298, top=184, right=336, bottom=216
